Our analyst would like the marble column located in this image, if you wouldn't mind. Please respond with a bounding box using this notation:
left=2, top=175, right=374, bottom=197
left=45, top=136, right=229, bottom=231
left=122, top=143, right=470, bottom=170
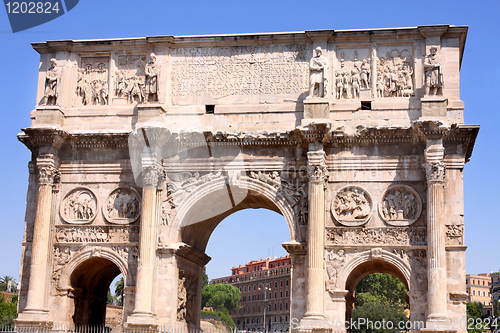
left=128, top=163, right=162, bottom=325
left=423, top=140, right=449, bottom=329
left=304, top=150, right=328, bottom=319
left=19, top=155, right=58, bottom=322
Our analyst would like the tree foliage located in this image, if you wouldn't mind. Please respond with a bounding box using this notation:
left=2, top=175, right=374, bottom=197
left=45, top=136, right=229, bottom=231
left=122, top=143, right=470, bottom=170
left=352, top=273, right=408, bottom=333
left=115, top=277, right=124, bottom=306
left=0, top=276, right=17, bottom=293
left=467, top=301, right=488, bottom=333
left=0, top=294, right=17, bottom=326
left=201, top=309, right=236, bottom=329
left=201, top=283, right=241, bottom=312
left=494, top=299, right=499, bottom=318
left=202, top=267, right=209, bottom=289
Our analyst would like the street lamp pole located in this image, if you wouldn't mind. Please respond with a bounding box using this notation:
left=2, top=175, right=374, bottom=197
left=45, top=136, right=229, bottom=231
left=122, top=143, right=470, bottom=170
left=258, top=282, right=271, bottom=333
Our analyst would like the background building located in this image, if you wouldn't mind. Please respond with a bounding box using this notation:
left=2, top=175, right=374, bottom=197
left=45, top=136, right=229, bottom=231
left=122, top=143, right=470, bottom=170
left=466, top=273, right=492, bottom=316
left=211, top=256, right=291, bottom=332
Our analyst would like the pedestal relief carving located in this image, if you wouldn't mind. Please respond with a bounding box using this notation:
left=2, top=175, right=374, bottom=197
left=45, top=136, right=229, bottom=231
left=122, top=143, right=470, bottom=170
left=177, top=270, right=197, bottom=324
left=75, top=56, right=109, bottom=106
left=326, top=227, right=427, bottom=245
left=335, top=50, right=371, bottom=100
left=446, top=225, right=464, bottom=245
left=379, top=185, right=422, bottom=226
left=376, top=49, right=414, bottom=98
left=60, top=188, right=97, bottom=224
left=104, top=187, right=141, bottom=224
left=331, top=186, right=372, bottom=226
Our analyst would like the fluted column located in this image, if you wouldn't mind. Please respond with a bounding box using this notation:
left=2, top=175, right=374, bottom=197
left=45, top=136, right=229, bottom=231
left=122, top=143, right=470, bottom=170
left=423, top=140, right=449, bottom=329
left=304, top=150, right=328, bottom=319
left=129, top=162, right=162, bottom=324
left=21, top=155, right=58, bottom=321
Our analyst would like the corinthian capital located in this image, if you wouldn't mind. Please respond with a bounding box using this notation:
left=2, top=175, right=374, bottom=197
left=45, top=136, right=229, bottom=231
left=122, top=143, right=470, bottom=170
left=307, top=150, right=329, bottom=183
left=142, top=165, right=163, bottom=188
left=36, top=154, right=59, bottom=186
left=423, top=161, right=445, bottom=183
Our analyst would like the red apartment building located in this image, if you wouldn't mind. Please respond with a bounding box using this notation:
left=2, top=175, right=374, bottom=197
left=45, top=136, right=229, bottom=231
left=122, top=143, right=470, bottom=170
left=211, top=255, right=292, bottom=332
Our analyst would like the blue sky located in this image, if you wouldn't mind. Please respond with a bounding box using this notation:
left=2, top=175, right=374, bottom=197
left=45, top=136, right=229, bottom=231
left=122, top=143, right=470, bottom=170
left=0, top=0, right=499, bottom=282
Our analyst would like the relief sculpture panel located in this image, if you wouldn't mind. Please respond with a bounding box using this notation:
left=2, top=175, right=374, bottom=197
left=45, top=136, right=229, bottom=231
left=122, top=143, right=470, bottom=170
left=379, top=185, right=422, bottom=226
left=60, top=188, right=97, bottom=224
left=115, top=54, right=147, bottom=104
left=331, top=186, right=372, bottom=226
left=104, top=187, right=141, bottom=224
left=75, top=56, right=109, bottom=106
left=55, top=226, right=139, bottom=243
left=376, top=47, right=414, bottom=98
left=334, top=49, right=371, bottom=100
left=171, top=44, right=308, bottom=104
left=326, top=227, right=427, bottom=245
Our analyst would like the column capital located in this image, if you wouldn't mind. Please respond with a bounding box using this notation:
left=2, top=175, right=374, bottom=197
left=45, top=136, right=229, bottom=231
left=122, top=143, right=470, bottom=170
left=307, top=151, right=329, bottom=183
left=141, top=165, right=163, bottom=188
left=423, top=161, right=445, bottom=183
left=36, top=154, right=59, bottom=186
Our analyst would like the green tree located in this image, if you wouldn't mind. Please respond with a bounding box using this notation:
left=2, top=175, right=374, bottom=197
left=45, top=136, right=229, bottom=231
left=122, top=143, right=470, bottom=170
left=352, top=301, right=408, bottom=333
left=0, top=276, right=17, bottom=293
left=467, top=302, right=487, bottom=333
left=0, top=294, right=18, bottom=326
left=355, top=273, right=408, bottom=310
left=202, top=267, right=209, bottom=289
left=201, top=283, right=242, bottom=312
left=115, top=277, right=124, bottom=306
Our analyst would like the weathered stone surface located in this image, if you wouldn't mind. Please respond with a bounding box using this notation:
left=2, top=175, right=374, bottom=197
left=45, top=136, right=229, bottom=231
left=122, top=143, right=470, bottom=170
left=16, top=26, right=476, bottom=333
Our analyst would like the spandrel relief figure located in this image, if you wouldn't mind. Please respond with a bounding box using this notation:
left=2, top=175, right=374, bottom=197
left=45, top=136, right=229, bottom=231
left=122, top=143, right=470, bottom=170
left=144, top=53, right=159, bottom=103
left=325, top=249, right=346, bottom=289
left=308, top=47, right=328, bottom=98
left=424, top=46, right=444, bottom=95
left=44, top=58, right=62, bottom=105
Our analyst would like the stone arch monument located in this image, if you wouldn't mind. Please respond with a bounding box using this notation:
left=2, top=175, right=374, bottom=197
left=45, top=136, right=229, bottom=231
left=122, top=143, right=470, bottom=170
left=16, top=25, right=478, bottom=333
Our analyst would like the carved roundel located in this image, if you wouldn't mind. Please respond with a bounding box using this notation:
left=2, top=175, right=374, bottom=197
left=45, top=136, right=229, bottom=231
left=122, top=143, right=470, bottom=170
left=103, top=187, right=141, bottom=224
left=60, top=188, right=98, bottom=224
left=379, top=185, right=422, bottom=226
left=331, top=186, right=373, bottom=226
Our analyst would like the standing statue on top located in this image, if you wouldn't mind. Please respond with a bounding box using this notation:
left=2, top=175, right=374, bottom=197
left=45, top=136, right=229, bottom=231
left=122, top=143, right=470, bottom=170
left=424, top=46, right=444, bottom=96
left=44, top=58, right=62, bottom=105
left=308, top=47, right=329, bottom=98
left=144, top=53, right=159, bottom=103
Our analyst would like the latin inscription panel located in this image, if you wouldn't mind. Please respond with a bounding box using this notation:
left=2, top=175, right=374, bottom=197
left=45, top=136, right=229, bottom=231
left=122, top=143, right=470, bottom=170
left=171, top=44, right=309, bottom=105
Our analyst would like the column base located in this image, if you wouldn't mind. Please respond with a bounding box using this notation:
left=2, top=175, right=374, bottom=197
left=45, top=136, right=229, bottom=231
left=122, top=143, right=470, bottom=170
left=126, top=311, right=157, bottom=330
left=298, top=317, right=331, bottom=333
left=15, top=311, right=52, bottom=331
left=422, top=316, right=452, bottom=331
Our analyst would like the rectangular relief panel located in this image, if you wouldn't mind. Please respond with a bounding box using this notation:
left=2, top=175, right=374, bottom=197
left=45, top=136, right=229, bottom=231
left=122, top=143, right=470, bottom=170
left=375, top=45, right=415, bottom=98
left=114, top=54, right=147, bottom=104
left=334, top=47, right=372, bottom=100
left=75, top=56, right=110, bottom=106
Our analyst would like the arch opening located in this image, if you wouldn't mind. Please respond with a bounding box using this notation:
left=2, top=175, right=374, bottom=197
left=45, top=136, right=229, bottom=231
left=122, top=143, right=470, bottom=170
left=70, top=257, right=122, bottom=326
left=344, top=260, right=409, bottom=325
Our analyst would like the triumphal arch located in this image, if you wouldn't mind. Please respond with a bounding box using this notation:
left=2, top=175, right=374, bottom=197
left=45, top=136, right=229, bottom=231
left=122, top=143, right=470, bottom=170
left=16, top=25, right=478, bottom=333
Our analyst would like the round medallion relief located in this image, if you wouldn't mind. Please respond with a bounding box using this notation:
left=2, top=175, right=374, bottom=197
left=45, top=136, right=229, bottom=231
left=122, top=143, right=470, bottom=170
left=331, top=186, right=373, bottom=226
left=379, top=185, right=422, bottom=226
left=104, top=187, right=141, bottom=224
left=60, top=188, right=97, bottom=224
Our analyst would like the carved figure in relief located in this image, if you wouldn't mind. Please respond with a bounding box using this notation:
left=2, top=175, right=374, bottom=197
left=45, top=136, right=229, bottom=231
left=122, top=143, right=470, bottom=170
left=308, top=47, right=328, bottom=98
left=333, top=187, right=371, bottom=222
left=325, top=249, right=346, bottom=288
left=351, top=66, right=361, bottom=99
left=177, top=275, right=187, bottom=321
left=360, top=59, right=371, bottom=89
left=380, top=186, right=421, bottom=223
left=61, top=189, right=96, bottom=223
left=376, top=50, right=414, bottom=98
left=250, top=171, right=281, bottom=189
left=144, top=53, right=159, bottom=103
left=52, top=247, right=71, bottom=282
left=76, top=61, right=108, bottom=106
left=326, top=227, right=427, bottom=245
left=105, top=188, right=140, bottom=222
left=167, top=171, right=222, bottom=196
left=44, top=58, right=62, bottom=105
left=424, top=46, right=444, bottom=95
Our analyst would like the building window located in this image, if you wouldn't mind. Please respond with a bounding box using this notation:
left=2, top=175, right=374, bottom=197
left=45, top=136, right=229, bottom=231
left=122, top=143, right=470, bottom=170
left=286, top=280, right=289, bottom=287
left=274, top=304, right=277, bottom=311
left=274, top=292, right=277, bottom=299
left=244, top=286, right=247, bottom=293
left=286, top=291, right=288, bottom=297
left=280, top=303, right=282, bottom=310
left=280, top=281, right=283, bottom=287
left=253, top=307, right=255, bottom=313
left=254, top=285, right=256, bottom=291
left=258, top=306, right=260, bottom=312
left=275, top=282, right=278, bottom=288
left=473, top=290, right=476, bottom=295
left=269, top=293, right=271, bottom=299
left=285, top=303, right=288, bottom=310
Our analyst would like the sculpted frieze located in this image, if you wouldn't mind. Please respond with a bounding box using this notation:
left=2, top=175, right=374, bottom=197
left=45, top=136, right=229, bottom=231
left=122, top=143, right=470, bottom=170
left=376, top=49, right=414, bottom=98
left=446, top=225, right=464, bottom=245
left=112, top=245, right=139, bottom=262
left=335, top=50, right=371, bottom=100
left=379, top=185, right=422, bottom=226
left=104, top=187, right=141, bottom=224
left=177, top=270, right=197, bottom=323
left=115, top=54, right=147, bottom=104
left=171, top=44, right=308, bottom=100
left=55, top=226, right=139, bottom=243
left=166, top=171, right=222, bottom=197
left=326, top=227, right=427, bottom=245
left=75, top=56, right=109, bottom=106
left=331, top=186, right=372, bottom=226
left=60, top=188, right=97, bottom=224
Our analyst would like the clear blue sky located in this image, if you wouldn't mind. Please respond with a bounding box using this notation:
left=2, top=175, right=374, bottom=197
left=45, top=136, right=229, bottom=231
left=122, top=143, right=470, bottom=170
left=0, top=0, right=499, bottom=282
